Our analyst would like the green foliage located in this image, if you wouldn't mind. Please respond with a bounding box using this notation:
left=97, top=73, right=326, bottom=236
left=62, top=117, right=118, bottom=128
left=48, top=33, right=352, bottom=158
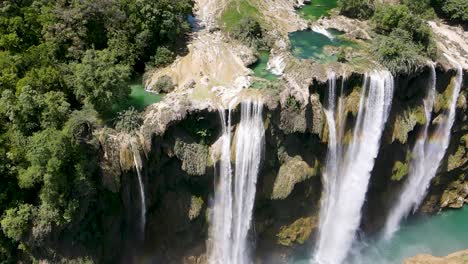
left=337, top=47, right=347, bottom=63
left=401, top=0, right=435, bottom=19
left=231, top=17, right=265, bottom=49
left=154, top=75, right=175, bottom=93
left=148, top=47, right=176, bottom=69
left=114, top=107, right=142, bottom=134
left=1, top=204, right=34, bottom=241
left=68, top=49, right=131, bottom=115
left=181, top=115, right=214, bottom=144
left=220, top=0, right=259, bottom=32
left=0, top=0, right=194, bottom=261
left=372, top=4, right=437, bottom=74
left=337, top=0, right=375, bottom=19
left=285, top=96, right=301, bottom=112
left=374, top=29, right=425, bottom=74
left=433, top=0, right=468, bottom=23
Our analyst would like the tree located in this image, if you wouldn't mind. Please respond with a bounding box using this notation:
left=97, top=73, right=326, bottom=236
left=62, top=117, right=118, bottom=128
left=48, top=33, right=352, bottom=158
left=434, top=0, right=468, bottom=23
left=68, top=49, right=131, bottom=115
left=337, top=0, right=375, bottom=19
left=115, top=107, right=142, bottom=133
left=231, top=17, right=265, bottom=49
left=1, top=204, right=34, bottom=242
left=372, top=4, right=437, bottom=74
left=374, top=29, right=425, bottom=74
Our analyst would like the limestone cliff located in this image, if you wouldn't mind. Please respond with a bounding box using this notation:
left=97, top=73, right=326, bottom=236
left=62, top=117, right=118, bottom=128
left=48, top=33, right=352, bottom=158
left=93, top=0, right=468, bottom=262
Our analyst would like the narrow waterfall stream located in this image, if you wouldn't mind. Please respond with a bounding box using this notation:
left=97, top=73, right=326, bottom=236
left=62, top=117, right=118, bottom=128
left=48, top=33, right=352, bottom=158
left=210, top=99, right=265, bottom=264
left=383, top=61, right=463, bottom=239
left=314, top=71, right=394, bottom=264
left=132, top=146, right=146, bottom=239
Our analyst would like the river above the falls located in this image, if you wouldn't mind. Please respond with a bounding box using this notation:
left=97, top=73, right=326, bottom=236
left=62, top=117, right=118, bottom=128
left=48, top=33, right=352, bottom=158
left=289, top=29, right=356, bottom=63
left=298, top=0, right=337, bottom=21
left=293, top=206, right=468, bottom=264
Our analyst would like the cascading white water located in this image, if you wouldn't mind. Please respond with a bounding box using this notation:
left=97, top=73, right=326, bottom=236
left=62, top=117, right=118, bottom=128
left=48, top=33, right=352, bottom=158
left=232, top=100, right=265, bottom=263
left=316, top=72, right=340, bottom=258
left=312, top=26, right=335, bottom=40
left=383, top=60, right=463, bottom=239
left=210, top=99, right=265, bottom=264
left=210, top=106, right=233, bottom=263
left=132, top=148, right=146, bottom=239
left=314, top=71, right=394, bottom=264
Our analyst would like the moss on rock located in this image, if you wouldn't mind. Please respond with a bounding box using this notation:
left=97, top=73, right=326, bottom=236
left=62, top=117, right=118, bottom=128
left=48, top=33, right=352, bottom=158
left=448, top=134, right=468, bottom=172
left=174, top=139, right=209, bottom=176
left=343, top=86, right=361, bottom=117
left=188, top=196, right=204, bottom=220
left=271, top=156, right=318, bottom=200
left=280, top=96, right=308, bottom=134
left=391, top=161, right=409, bottom=181
left=392, top=104, right=426, bottom=143
left=434, top=76, right=456, bottom=114
left=440, top=180, right=468, bottom=209
left=276, top=216, right=318, bottom=246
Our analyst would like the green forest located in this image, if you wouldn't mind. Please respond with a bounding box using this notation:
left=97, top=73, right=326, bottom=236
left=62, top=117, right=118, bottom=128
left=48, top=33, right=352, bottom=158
left=0, top=0, right=193, bottom=262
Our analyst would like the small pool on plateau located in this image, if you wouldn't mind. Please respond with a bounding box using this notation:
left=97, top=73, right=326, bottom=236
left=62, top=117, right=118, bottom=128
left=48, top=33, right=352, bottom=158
left=298, top=0, right=337, bottom=21
left=128, top=84, right=162, bottom=110
left=113, top=84, right=163, bottom=114
left=289, top=29, right=355, bottom=63
left=249, top=51, right=278, bottom=81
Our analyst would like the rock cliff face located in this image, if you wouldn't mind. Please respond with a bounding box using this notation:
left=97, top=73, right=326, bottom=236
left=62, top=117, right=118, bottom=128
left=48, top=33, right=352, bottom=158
left=405, top=249, right=468, bottom=264
left=97, top=63, right=467, bottom=263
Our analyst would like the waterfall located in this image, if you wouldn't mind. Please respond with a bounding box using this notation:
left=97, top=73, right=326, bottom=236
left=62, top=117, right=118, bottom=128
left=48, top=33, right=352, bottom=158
left=312, top=26, right=335, bottom=40
left=314, top=71, right=394, bottom=264
left=210, top=106, right=233, bottom=264
left=383, top=61, right=463, bottom=239
left=210, top=99, right=265, bottom=264
left=132, top=148, right=146, bottom=239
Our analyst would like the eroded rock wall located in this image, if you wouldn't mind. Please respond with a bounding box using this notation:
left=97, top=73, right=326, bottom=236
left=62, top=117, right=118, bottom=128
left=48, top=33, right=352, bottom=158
left=97, top=65, right=467, bottom=263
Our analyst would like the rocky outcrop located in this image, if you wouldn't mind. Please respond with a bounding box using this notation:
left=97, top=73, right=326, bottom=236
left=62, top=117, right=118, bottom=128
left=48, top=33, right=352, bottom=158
left=276, top=216, right=318, bottom=246
left=271, top=156, right=318, bottom=199
left=174, top=139, right=209, bottom=176
left=405, top=249, right=468, bottom=264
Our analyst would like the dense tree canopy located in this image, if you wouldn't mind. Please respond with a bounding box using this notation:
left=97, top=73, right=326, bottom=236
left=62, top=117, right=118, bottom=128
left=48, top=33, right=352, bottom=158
left=0, top=0, right=193, bottom=262
left=372, top=4, right=437, bottom=74
left=337, top=0, right=375, bottom=19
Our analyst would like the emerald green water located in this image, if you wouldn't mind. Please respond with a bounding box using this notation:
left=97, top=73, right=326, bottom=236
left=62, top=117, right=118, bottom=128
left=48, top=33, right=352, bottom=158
left=113, top=84, right=163, bottom=114
left=250, top=51, right=278, bottom=81
left=293, top=206, right=468, bottom=263
left=298, top=0, right=338, bottom=21
left=351, top=206, right=468, bottom=264
left=289, top=30, right=355, bottom=63
left=127, top=84, right=162, bottom=110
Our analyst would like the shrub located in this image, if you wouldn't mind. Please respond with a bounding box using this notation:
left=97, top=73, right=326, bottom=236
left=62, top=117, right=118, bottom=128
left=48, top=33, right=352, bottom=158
left=338, top=0, right=375, bottom=19
left=285, top=95, right=301, bottom=112
left=337, top=47, right=347, bottom=63
left=372, top=4, right=437, bottom=73
left=401, top=0, right=435, bottom=19
left=154, top=75, right=175, bottom=93
left=114, top=107, right=142, bottom=134
left=374, top=29, right=425, bottom=74
left=148, top=47, right=176, bottom=69
left=1, top=204, right=35, bottom=241
left=231, top=16, right=265, bottom=49
left=434, top=0, right=468, bottom=23
left=373, top=4, right=433, bottom=46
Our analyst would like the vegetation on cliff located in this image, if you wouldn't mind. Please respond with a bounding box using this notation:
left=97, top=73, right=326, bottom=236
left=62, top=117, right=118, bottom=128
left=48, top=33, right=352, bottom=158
left=0, top=0, right=193, bottom=262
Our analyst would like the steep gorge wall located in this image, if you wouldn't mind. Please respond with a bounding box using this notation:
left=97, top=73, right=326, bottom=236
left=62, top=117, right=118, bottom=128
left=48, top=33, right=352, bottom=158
left=98, top=65, right=467, bottom=263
